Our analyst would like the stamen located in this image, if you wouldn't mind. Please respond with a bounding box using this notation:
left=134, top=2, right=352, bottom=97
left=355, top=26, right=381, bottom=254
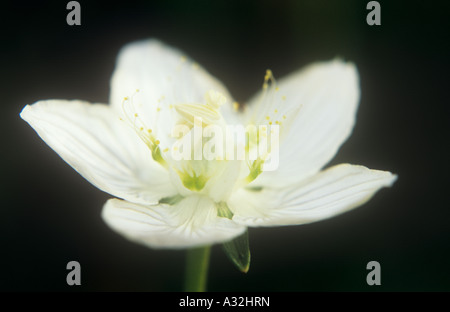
left=157, top=95, right=165, bottom=103
left=253, top=69, right=284, bottom=127
left=120, top=89, right=167, bottom=168
left=245, top=158, right=265, bottom=183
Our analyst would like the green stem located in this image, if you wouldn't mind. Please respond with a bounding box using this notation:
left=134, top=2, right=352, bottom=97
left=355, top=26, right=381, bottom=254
left=184, top=246, right=211, bottom=292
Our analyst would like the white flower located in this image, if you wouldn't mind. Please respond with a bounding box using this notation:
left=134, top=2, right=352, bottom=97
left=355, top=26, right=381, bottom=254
left=20, top=39, right=397, bottom=249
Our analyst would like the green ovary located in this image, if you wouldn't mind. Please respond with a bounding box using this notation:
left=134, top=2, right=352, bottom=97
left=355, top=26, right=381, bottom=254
left=180, top=170, right=208, bottom=191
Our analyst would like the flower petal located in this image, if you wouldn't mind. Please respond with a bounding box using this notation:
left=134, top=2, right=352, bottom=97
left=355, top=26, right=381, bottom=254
left=245, top=60, right=360, bottom=187
left=229, top=164, right=397, bottom=227
left=109, top=39, right=240, bottom=137
left=20, top=100, right=176, bottom=204
left=102, top=196, right=246, bottom=248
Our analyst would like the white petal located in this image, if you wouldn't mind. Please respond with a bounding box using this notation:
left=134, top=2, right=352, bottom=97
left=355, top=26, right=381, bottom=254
left=245, top=60, right=360, bottom=187
left=20, top=100, right=176, bottom=204
left=229, top=164, right=397, bottom=227
left=109, top=39, right=240, bottom=138
left=102, top=196, right=246, bottom=248
left=205, top=160, right=243, bottom=202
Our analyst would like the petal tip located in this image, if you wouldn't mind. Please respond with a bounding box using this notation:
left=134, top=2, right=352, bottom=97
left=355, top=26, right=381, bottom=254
left=19, top=104, right=31, bottom=121
left=385, top=172, right=398, bottom=187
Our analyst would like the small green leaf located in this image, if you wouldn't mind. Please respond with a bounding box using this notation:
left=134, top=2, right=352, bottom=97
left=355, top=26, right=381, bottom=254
left=222, top=230, right=250, bottom=273
left=245, top=186, right=263, bottom=192
left=216, top=202, right=234, bottom=219
left=159, top=194, right=183, bottom=205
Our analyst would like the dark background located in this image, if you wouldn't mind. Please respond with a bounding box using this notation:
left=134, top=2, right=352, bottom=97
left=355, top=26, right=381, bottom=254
left=1, top=0, right=448, bottom=291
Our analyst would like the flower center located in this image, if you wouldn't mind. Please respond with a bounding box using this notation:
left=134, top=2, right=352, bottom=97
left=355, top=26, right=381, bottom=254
left=170, top=90, right=228, bottom=192
left=119, top=70, right=286, bottom=199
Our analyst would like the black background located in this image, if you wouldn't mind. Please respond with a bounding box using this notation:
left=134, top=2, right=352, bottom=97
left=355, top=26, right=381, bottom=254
left=1, top=0, right=449, bottom=291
